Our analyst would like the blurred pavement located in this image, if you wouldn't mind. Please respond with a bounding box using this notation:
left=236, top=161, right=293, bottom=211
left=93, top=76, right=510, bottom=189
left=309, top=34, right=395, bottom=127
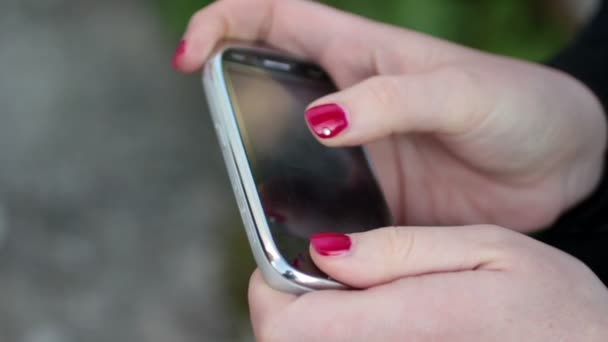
left=0, top=0, right=246, bottom=341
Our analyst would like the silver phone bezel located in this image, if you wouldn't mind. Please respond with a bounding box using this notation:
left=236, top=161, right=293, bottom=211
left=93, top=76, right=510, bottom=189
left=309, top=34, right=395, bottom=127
left=202, top=43, right=347, bottom=294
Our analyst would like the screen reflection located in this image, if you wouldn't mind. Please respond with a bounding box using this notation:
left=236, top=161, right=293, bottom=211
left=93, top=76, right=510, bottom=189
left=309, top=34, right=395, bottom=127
left=224, top=61, right=391, bottom=277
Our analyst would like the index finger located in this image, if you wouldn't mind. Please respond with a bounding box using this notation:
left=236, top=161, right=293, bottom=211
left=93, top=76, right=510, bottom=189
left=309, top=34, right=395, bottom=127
left=175, top=0, right=463, bottom=83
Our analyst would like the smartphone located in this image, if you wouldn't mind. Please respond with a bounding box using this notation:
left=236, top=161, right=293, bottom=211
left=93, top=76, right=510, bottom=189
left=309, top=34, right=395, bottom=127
left=203, top=43, right=392, bottom=294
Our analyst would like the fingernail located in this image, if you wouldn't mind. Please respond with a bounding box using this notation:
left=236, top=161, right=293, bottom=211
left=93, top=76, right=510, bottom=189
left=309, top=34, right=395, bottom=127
left=305, top=104, right=348, bottom=139
left=172, top=40, right=186, bottom=69
left=310, top=232, right=351, bottom=256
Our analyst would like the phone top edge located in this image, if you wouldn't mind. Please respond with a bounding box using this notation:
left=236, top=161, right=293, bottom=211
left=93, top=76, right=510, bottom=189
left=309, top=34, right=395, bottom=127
left=202, top=43, right=347, bottom=293
left=221, top=46, right=332, bottom=83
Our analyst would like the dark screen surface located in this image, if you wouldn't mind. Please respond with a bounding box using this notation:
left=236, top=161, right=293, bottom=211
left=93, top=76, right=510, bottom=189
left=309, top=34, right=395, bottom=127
left=223, top=50, right=391, bottom=277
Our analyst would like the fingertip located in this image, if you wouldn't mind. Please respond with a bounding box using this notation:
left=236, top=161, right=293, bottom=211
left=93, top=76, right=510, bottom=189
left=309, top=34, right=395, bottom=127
left=247, top=270, right=270, bottom=338
left=309, top=232, right=352, bottom=257
left=248, top=270, right=268, bottom=326
left=174, top=2, right=226, bottom=74
left=248, top=269, right=297, bottom=337
left=247, top=269, right=267, bottom=304
left=171, top=39, right=187, bottom=72
left=248, top=269, right=297, bottom=305
left=304, top=90, right=378, bottom=147
left=308, top=233, right=368, bottom=288
left=171, top=38, right=209, bottom=73
left=304, top=102, right=351, bottom=145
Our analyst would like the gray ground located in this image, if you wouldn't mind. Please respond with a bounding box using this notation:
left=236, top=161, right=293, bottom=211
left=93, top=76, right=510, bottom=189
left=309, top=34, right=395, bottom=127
left=0, top=0, right=250, bottom=341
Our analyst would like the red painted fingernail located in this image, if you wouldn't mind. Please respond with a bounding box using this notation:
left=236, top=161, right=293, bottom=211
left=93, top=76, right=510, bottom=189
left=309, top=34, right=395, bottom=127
left=305, top=104, right=348, bottom=139
left=310, top=232, right=351, bottom=256
left=172, top=40, right=186, bottom=69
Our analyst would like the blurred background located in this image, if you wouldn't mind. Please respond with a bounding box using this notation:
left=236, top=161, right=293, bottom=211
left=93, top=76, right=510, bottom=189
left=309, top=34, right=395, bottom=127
left=0, top=0, right=599, bottom=341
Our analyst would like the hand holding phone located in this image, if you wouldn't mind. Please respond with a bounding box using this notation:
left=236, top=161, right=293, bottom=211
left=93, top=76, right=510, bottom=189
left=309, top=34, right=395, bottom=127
left=203, top=44, right=392, bottom=294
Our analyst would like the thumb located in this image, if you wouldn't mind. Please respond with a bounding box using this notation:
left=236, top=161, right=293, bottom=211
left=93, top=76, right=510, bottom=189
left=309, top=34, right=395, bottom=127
left=309, top=225, right=519, bottom=289
left=304, top=69, right=491, bottom=146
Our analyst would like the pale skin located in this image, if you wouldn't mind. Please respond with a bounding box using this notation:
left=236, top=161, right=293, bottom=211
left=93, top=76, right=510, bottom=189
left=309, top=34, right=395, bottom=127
left=174, top=0, right=608, bottom=340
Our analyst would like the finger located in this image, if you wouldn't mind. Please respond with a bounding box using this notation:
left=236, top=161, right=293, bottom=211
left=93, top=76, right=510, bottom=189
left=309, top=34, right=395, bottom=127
left=248, top=269, right=297, bottom=339
left=304, top=69, right=492, bottom=145
left=176, top=0, right=465, bottom=78
left=272, top=286, right=403, bottom=341
left=263, top=276, right=458, bottom=341
left=248, top=269, right=396, bottom=341
left=309, top=225, right=520, bottom=289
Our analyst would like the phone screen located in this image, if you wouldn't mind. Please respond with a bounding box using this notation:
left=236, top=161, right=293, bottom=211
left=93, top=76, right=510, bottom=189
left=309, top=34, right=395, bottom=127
left=223, top=50, right=391, bottom=277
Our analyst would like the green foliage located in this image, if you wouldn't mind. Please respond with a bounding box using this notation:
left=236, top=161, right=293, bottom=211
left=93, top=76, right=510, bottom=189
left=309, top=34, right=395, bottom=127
left=330, top=0, right=570, bottom=61
left=158, top=0, right=571, bottom=61
left=158, top=0, right=208, bottom=37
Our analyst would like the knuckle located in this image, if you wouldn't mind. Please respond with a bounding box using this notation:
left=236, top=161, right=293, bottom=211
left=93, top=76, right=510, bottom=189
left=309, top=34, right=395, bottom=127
left=472, top=224, right=534, bottom=263
left=189, top=2, right=224, bottom=30
left=188, top=0, right=233, bottom=28
left=436, top=66, right=480, bottom=94
left=364, top=76, right=402, bottom=111
left=476, top=224, right=506, bottom=237
left=382, top=226, right=416, bottom=266
left=188, top=7, right=207, bottom=27
left=433, top=66, right=487, bottom=134
left=472, top=224, right=511, bottom=247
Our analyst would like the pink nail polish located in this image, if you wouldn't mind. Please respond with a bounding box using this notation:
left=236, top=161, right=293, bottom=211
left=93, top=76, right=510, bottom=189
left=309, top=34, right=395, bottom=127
left=310, top=232, right=351, bottom=256
left=305, top=104, right=348, bottom=139
left=172, top=40, right=186, bottom=69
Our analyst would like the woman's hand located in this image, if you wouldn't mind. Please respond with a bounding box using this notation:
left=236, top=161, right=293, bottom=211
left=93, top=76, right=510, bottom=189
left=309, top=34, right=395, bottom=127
left=175, top=0, right=607, bottom=232
left=248, top=226, right=608, bottom=341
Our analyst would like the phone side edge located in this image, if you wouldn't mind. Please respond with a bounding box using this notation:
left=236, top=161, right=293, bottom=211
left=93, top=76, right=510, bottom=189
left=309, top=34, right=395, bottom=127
left=202, top=48, right=329, bottom=294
